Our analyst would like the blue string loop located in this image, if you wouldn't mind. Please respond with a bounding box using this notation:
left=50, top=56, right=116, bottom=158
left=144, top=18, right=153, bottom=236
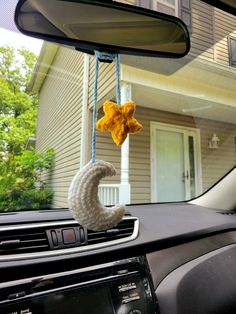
left=92, top=51, right=121, bottom=163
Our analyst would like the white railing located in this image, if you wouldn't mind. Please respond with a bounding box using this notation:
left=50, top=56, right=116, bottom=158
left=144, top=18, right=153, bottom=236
left=98, top=184, right=120, bottom=206
left=98, top=183, right=131, bottom=206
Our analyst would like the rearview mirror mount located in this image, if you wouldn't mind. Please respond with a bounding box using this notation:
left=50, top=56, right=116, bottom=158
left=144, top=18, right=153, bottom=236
left=15, top=0, right=190, bottom=58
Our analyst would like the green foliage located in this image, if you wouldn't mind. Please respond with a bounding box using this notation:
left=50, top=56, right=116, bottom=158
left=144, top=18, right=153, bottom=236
left=0, top=188, right=54, bottom=212
left=0, top=148, right=55, bottom=211
left=0, top=46, right=38, bottom=155
left=0, top=45, right=55, bottom=211
left=16, top=147, right=55, bottom=188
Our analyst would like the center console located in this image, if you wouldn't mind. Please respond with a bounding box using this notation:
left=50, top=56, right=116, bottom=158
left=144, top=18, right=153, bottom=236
left=0, top=256, right=157, bottom=314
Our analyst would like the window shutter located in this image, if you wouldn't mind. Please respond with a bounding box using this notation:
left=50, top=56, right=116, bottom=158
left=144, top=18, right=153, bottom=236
left=137, top=0, right=152, bottom=9
left=228, top=37, right=236, bottom=68
left=179, top=0, right=192, bottom=33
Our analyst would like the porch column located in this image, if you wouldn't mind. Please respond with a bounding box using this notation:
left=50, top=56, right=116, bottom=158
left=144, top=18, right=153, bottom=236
left=80, top=54, right=90, bottom=168
left=119, top=82, right=131, bottom=204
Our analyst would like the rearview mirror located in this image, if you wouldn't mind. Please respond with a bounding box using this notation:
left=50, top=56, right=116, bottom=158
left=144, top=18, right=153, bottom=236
left=15, top=0, right=190, bottom=58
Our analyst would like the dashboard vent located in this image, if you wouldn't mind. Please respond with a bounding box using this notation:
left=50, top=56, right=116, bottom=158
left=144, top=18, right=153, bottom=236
left=87, top=218, right=136, bottom=245
left=0, top=227, right=49, bottom=255
left=0, top=216, right=139, bottom=260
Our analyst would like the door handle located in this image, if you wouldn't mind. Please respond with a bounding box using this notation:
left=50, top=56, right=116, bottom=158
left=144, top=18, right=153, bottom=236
left=186, top=170, right=189, bottom=180
left=182, top=171, right=189, bottom=181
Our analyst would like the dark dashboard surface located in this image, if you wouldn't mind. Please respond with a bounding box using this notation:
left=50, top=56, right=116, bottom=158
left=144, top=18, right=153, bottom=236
left=1, top=203, right=236, bottom=277
left=1, top=203, right=236, bottom=314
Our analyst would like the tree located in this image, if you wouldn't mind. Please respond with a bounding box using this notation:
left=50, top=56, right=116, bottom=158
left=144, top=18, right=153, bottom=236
left=0, top=148, right=55, bottom=211
left=0, top=46, right=38, bottom=155
left=0, top=46, right=54, bottom=211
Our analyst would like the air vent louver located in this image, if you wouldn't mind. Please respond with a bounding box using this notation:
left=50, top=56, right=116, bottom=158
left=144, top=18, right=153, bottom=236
left=0, top=228, right=49, bottom=255
left=87, top=218, right=136, bottom=245
left=0, top=217, right=138, bottom=260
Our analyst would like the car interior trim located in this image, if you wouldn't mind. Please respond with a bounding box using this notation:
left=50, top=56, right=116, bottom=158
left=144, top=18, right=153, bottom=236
left=0, top=259, right=135, bottom=289
left=0, top=216, right=139, bottom=262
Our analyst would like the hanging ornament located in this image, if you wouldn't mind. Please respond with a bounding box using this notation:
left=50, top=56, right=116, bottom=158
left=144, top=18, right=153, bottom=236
left=97, top=100, right=142, bottom=145
left=68, top=51, right=141, bottom=231
left=68, top=160, right=125, bottom=231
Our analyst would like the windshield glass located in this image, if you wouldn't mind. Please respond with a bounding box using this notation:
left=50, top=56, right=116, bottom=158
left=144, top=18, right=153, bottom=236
left=0, top=0, right=236, bottom=211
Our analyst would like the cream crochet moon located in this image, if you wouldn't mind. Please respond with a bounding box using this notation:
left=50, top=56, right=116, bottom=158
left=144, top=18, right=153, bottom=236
left=68, top=160, right=125, bottom=231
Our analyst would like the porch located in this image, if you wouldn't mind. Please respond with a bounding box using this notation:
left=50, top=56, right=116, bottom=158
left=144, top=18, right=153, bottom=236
left=98, top=183, right=131, bottom=206
left=94, top=57, right=236, bottom=205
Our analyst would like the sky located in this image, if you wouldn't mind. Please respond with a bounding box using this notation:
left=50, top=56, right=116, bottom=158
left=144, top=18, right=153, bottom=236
left=0, top=28, right=43, bottom=56
left=0, top=0, right=43, bottom=56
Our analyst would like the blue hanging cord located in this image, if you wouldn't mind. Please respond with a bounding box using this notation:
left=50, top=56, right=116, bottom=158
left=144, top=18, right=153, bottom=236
left=91, top=51, right=121, bottom=163
left=115, top=54, right=121, bottom=105
left=91, top=56, right=99, bottom=164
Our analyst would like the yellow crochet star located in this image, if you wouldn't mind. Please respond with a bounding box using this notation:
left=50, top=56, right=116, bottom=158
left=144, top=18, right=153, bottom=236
left=96, top=100, right=142, bottom=145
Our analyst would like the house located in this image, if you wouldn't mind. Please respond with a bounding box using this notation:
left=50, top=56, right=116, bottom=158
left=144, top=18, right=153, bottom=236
left=29, top=0, right=236, bottom=208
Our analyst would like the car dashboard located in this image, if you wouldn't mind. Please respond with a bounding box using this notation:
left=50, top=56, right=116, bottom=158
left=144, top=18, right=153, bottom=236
left=1, top=203, right=236, bottom=313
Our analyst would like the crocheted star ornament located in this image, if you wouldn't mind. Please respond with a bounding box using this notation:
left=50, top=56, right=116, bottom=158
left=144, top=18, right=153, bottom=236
left=96, top=101, right=142, bottom=145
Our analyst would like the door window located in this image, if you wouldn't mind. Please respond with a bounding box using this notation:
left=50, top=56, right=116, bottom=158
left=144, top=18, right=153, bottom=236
left=228, top=36, right=236, bottom=68
left=151, top=122, right=201, bottom=202
left=188, top=135, right=196, bottom=199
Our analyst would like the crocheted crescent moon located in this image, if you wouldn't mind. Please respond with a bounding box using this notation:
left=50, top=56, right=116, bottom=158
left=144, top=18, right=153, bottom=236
left=68, top=160, right=125, bottom=231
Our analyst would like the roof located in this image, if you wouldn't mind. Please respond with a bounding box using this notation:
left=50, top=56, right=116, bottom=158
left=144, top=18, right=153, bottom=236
left=28, top=42, right=59, bottom=93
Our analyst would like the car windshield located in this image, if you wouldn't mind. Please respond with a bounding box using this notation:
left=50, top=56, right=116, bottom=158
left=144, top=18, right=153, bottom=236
left=0, top=0, right=236, bottom=212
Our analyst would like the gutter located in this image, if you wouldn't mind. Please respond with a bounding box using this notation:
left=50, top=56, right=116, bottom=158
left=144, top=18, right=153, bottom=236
left=28, top=42, right=59, bottom=93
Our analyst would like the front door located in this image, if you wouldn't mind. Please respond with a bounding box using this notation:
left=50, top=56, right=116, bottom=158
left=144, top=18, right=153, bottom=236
left=151, top=122, right=202, bottom=202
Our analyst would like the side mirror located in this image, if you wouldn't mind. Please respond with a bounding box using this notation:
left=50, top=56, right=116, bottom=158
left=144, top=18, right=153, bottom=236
left=15, top=0, right=190, bottom=58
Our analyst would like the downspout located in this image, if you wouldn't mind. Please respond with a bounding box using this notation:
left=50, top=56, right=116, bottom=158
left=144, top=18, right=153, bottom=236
left=80, top=54, right=90, bottom=168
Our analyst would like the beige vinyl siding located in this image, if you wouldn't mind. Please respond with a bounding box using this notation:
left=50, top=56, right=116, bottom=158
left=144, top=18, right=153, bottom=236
left=36, top=47, right=85, bottom=208
left=95, top=109, right=121, bottom=183
left=85, top=0, right=234, bottom=70
left=129, top=106, right=236, bottom=203
left=190, top=0, right=214, bottom=60
left=88, top=57, right=116, bottom=108
left=214, top=9, right=236, bottom=67
left=96, top=133, right=121, bottom=183
left=196, top=118, right=236, bottom=192
left=118, top=0, right=215, bottom=61
left=186, top=1, right=236, bottom=67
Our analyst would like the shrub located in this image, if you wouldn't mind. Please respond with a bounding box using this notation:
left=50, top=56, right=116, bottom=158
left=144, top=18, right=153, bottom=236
left=0, top=188, right=54, bottom=212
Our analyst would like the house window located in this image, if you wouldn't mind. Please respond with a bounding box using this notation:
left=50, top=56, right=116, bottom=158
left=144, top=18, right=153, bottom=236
left=228, top=37, right=236, bottom=68
left=153, top=0, right=178, bottom=16
left=137, top=0, right=192, bottom=32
